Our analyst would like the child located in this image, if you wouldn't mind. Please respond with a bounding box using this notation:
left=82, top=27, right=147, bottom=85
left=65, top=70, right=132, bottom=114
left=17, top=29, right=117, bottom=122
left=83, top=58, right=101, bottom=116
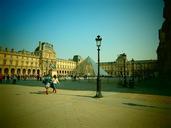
left=51, top=75, right=60, bottom=93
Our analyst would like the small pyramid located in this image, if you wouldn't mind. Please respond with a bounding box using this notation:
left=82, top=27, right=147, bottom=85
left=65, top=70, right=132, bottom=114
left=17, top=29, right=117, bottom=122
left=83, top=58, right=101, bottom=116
left=74, top=56, right=108, bottom=76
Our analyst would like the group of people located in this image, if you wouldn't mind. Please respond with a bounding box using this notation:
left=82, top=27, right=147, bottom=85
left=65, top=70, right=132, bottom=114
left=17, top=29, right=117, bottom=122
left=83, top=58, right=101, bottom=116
left=0, top=73, right=17, bottom=84
left=43, top=74, right=60, bottom=95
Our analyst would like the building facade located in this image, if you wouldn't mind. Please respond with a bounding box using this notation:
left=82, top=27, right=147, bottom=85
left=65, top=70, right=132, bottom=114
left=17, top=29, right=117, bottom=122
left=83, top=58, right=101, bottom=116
left=56, top=58, right=76, bottom=76
left=0, top=47, right=40, bottom=78
left=0, top=42, right=77, bottom=78
left=157, top=0, right=171, bottom=79
left=100, top=53, right=157, bottom=79
left=0, top=43, right=157, bottom=80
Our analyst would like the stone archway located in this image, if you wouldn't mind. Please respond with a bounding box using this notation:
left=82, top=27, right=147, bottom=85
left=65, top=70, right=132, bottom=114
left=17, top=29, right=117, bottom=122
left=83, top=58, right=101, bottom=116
left=11, top=68, right=15, bottom=75
left=4, top=68, right=9, bottom=75
left=28, top=69, right=31, bottom=75
left=33, top=69, right=36, bottom=75
left=22, top=69, right=26, bottom=75
left=17, top=69, right=21, bottom=75
left=37, top=69, right=40, bottom=75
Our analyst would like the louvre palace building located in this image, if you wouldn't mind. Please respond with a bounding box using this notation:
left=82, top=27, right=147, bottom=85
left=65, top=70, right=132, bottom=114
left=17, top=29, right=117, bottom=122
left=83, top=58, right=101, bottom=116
left=0, top=42, right=77, bottom=78
left=100, top=53, right=157, bottom=79
left=0, top=41, right=157, bottom=80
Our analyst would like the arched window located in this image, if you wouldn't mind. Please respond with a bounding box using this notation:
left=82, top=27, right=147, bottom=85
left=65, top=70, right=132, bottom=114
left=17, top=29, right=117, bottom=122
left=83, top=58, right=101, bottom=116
left=17, top=69, right=21, bottom=75
left=4, top=68, right=9, bottom=75
left=33, top=69, right=36, bottom=75
left=22, top=69, right=26, bottom=75
left=11, top=68, right=15, bottom=75
left=37, top=69, right=40, bottom=75
left=28, top=69, right=31, bottom=75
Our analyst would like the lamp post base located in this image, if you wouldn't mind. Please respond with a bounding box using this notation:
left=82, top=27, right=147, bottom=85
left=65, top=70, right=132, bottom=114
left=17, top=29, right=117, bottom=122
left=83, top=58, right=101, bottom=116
left=94, top=92, right=103, bottom=98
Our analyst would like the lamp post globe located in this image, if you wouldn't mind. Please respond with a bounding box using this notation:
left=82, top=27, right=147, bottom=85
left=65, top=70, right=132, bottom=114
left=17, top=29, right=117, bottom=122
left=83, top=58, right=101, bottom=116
left=95, top=35, right=103, bottom=98
left=96, top=35, right=102, bottom=47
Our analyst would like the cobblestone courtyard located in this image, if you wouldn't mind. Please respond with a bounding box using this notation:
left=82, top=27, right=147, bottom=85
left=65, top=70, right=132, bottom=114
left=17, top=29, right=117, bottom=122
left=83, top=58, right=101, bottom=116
left=0, top=79, right=171, bottom=128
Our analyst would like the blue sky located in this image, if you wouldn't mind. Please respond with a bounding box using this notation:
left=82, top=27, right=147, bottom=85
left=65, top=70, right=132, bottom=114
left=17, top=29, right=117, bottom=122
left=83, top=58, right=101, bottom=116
left=0, top=0, right=164, bottom=62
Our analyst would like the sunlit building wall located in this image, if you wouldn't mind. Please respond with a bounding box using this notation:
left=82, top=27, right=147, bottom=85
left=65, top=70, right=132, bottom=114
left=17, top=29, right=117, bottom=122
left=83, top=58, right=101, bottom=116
left=0, top=48, right=40, bottom=77
left=100, top=53, right=157, bottom=79
left=0, top=42, right=77, bottom=78
left=56, top=58, right=76, bottom=76
left=0, top=43, right=157, bottom=79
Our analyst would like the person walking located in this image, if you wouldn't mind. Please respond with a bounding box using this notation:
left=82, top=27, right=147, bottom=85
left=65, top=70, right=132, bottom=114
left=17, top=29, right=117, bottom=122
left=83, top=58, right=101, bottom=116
left=43, top=74, right=52, bottom=95
left=51, top=75, right=60, bottom=93
left=12, top=74, right=17, bottom=84
left=4, top=75, right=7, bottom=83
left=0, top=73, right=3, bottom=84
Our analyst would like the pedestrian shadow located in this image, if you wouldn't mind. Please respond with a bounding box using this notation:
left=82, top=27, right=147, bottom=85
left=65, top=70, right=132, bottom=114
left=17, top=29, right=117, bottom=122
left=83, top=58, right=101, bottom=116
left=75, top=94, right=95, bottom=98
left=58, top=93, right=94, bottom=98
left=123, top=102, right=156, bottom=108
left=30, top=91, right=46, bottom=95
left=29, top=90, right=95, bottom=97
left=30, top=91, right=58, bottom=95
left=122, top=102, right=171, bottom=110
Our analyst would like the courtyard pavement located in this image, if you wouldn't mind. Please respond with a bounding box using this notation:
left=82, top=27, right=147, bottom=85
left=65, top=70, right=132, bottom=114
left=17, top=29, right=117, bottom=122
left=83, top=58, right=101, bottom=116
left=0, top=79, right=171, bottom=128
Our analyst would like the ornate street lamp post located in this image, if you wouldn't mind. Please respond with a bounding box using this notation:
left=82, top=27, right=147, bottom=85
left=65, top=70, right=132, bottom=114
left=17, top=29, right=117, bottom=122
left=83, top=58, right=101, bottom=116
left=131, top=58, right=135, bottom=86
left=95, top=35, right=103, bottom=98
left=123, top=54, right=127, bottom=87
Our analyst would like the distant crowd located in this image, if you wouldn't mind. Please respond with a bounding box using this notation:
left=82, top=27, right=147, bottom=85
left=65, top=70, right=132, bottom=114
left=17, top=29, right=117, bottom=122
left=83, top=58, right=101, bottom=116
left=0, top=73, right=42, bottom=84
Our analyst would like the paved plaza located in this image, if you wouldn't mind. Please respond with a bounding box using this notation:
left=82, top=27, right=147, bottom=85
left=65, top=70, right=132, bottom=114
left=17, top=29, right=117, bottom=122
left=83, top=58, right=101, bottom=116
left=0, top=79, right=171, bottom=128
